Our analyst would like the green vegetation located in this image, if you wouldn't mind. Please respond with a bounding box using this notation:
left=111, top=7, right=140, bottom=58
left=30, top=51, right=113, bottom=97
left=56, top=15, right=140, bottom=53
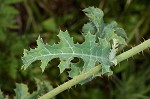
left=0, top=0, right=150, bottom=99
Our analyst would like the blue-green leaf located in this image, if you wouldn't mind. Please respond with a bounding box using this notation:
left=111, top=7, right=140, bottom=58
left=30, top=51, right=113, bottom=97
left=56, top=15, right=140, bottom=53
left=14, top=83, right=30, bottom=99
left=22, top=30, right=112, bottom=75
left=82, top=7, right=127, bottom=45
left=14, top=81, right=53, bottom=99
left=21, top=7, right=127, bottom=81
left=82, top=7, right=104, bottom=38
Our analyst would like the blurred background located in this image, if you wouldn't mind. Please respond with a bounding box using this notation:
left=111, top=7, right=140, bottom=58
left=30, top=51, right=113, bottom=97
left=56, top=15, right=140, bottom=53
left=0, top=0, right=150, bottom=99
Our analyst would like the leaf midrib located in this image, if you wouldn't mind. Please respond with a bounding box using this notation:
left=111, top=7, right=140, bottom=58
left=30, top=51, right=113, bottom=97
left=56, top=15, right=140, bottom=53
left=25, top=52, right=108, bottom=64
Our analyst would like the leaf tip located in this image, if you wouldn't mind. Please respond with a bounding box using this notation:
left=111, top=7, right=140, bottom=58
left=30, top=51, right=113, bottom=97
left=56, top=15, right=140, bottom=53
left=37, top=35, right=44, bottom=47
left=40, top=60, right=49, bottom=73
left=23, top=49, right=28, bottom=56
left=21, top=65, right=27, bottom=70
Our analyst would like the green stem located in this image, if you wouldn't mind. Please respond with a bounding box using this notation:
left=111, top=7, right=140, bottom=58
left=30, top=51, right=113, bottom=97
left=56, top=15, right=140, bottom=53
left=39, top=65, right=102, bottom=99
left=38, top=39, right=150, bottom=99
left=116, top=39, right=150, bottom=63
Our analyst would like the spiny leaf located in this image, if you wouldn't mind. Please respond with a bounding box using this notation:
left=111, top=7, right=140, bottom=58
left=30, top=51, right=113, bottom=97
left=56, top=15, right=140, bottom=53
left=14, top=80, right=53, bottom=99
left=29, top=79, right=53, bottom=99
left=22, top=7, right=127, bottom=81
left=14, top=83, right=30, bottom=99
left=82, top=7, right=104, bottom=38
left=22, top=30, right=112, bottom=76
left=102, top=21, right=127, bottom=45
left=82, top=7, right=127, bottom=45
left=81, top=7, right=127, bottom=72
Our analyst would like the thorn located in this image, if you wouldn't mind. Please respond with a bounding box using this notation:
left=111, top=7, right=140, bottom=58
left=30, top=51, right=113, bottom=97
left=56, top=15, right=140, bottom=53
left=67, top=89, right=70, bottom=92
left=56, top=83, right=60, bottom=87
left=140, top=41, right=142, bottom=44
left=129, top=45, right=132, bottom=48
left=142, top=37, right=145, bottom=42
left=127, top=58, right=129, bottom=62
left=131, top=45, right=134, bottom=49
left=67, top=78, right=70, bottom=81
left=122, top=49, right=124, bottom=53
left=141, top=50, right=144, bottom=56
left=74, top=85, right=77, bottom=88
left=67, top=87, right=72, bottom=91
left=131, top=56, right=134, bottom=59
left=126, top=58, right=128, bottom=62
left=69, top=87, right=72, bottom=90
left=137, top=52, right=141, bottom=55
left=148, top=47, right=150, bottom=51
